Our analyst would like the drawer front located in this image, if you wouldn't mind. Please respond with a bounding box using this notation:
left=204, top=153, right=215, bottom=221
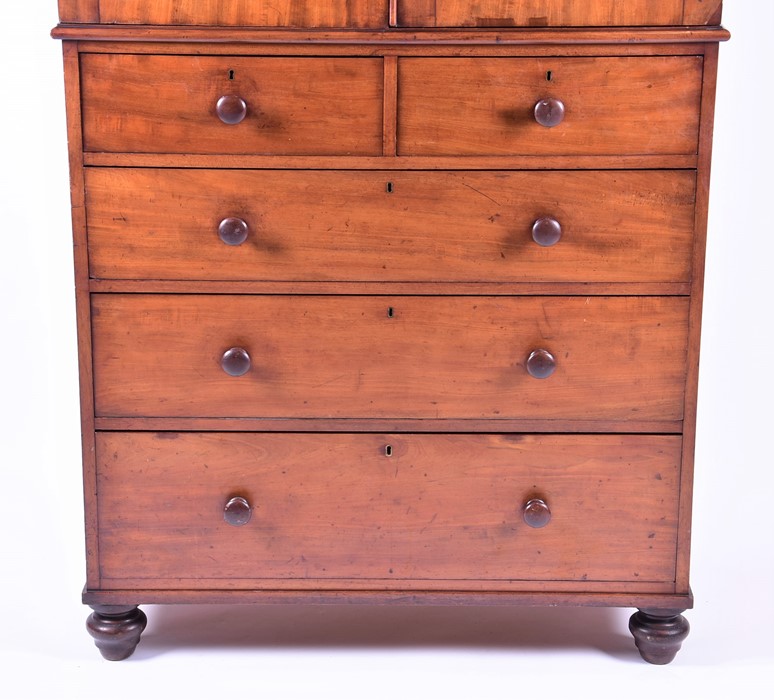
left=396, top=1, right=686, bottom=27
left=96, top=0, right=387, bottom=27
left=92, top=295, right=689, bottom=421
left=80, top=55, right=384, bottom=155
left=398, top=57, right=702, bottom=156
left=96, top=432, right=680, bottom=588
left=86, top=168, right=696, bottom=284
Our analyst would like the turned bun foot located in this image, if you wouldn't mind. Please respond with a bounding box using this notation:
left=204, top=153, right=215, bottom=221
left=86, top=605, right=147, bottom=661
left=629, top=608, right=690, bottom=665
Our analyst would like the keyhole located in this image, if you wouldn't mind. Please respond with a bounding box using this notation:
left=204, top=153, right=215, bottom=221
left=546, top=70, right=553, bottom=82
left=386, top=182, right=394, bottom=193
left=387, top=307, right=394, bottom=318
left=228, top=70, right=235, bottom=80
left=384, top=445, right=393, bottom=457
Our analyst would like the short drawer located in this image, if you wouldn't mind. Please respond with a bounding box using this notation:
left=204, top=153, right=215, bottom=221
left=94, top=0, right=387, bottom=27
left=91, top=295, right=689, bottom=421
left=86, top=168, right=696, bottom=284
left=80, top=55, right=384, bottom=155
left=398, top=57, right=702, bottom=156
left=96, top=432, right=681, bottom=588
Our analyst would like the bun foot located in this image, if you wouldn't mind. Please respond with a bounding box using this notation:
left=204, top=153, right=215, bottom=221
left=629, top=608, right=689, bottom=664
left=86, top=605, right=147, bottom=661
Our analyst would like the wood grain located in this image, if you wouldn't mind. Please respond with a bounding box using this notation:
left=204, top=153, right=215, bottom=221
left=91, top=295, right=689, bottom=421
left=96, top=432, right=681, bottom=586
left=58, top=0, right=99, bottom=22
left=397, top=1, right=685, bottom=27
left=683, top=1, right=724, bottom=26
left=399, top=56, right=702, bottom=156
left=80, top=54, right=384, bottom=155
left=95, top=0, right=387, bottom=27
left=85, top=168, right=696, bottom=284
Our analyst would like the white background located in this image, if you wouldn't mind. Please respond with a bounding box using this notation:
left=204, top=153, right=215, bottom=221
left=1, top=2, right=771, bottom=697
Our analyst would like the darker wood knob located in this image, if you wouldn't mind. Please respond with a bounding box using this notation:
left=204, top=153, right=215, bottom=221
left=221, top=347, right=251, bottom=377
left=216, top=95, right=247, bottom=125
left=532, top=217, right=563, bottom=247
left=224, top=496, right=252, bottom=526
left=523, top=498, right=551, bottom=528
left=218, top=217, right=249, bottom=246
left=534, top=98, right=565, bottom=128
left=526, top=349, right=556, bottom=379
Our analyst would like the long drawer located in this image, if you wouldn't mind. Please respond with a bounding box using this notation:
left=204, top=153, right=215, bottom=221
left=96, top=432, right=681, bottom=588
left=85, top=168, right=696, bottom=284
left=80, top=55, right=384, bottom=155
left=91, top=295, right=689, bottom=421
left=398, top=57, right=703, bottom=156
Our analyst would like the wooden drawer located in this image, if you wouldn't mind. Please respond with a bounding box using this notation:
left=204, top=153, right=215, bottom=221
left=96, top=432, right=681, bottom=588
left=91, top=295, right=689, bottom=421
left=398, top=57, right=702, bottom=156
left=395, top=1, right=721, bottom=27
left=90, top=1, right=387, bottom=27
left=80, top=55, right=384, bottom=155
left=85, top=168, right=696, bottom=284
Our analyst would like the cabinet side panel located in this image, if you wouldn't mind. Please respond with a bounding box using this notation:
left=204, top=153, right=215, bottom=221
left=683, top=1, right=723, bottom=25
left=58, top=0, right=99, bottom=22
left=676, top=42, right=721, bottom=592
left=61, top=42, right=100, bottom=588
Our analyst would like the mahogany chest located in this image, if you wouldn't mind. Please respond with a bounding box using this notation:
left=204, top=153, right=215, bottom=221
left=53, top=0, right=729, bottom=663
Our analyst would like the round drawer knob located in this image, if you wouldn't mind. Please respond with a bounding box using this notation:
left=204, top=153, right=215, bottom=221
left=523, top=498, right=551, bottom=528
left=216, top=95, right=247, bottom=125
left=534, top=98, right=565, bottom=128
left=221, top=347, right=251, bottom=377
left=526, top=349, right=556, bottom=379
left=224, top=496, right=252, bottom=527
left=532, top=216, right=563, bottom=247
left=218, top=217, right=249, bottom=246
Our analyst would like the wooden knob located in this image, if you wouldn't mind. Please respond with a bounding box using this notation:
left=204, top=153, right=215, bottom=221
left=534, top=98, right=565, bottom=128
left=523, top=498, right=551, bottom=528
left=224, top=496, right=252, bottom=526
left=526, top=349, right=556, bottom=379
left=218, top=217, right=249, bottom=246
left=216, top=95, right=247, bottom=125
left=532, top=217, right=562, bottom=247
left=221, top=347, right=251, bottom=377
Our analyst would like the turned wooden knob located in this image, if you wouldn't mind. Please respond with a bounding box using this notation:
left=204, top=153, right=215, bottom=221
left=224, top=496, right=252, bottom=526
left=534, top=98, right=565, bottom=128
left=526, top=349, right=556, bottom=379
left=523, top=498, right=551, bottom=528
left=218, top=217, right=249, bottom=246
left=221, top=347, right=251, bottom=377
left=216, top=95, right=247, bottom=125
left=532, top=216, right=563, bottom=247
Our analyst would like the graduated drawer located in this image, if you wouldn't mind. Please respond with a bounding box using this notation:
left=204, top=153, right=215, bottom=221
left=80, top=55, right=383, bottom=155
left=86, top=168, right=696, bottom=284
left=96, top=432, right=680, bottom=588
left=91, top=295, right=689, bottom=421
left=398, top=57, right=702, bottom=156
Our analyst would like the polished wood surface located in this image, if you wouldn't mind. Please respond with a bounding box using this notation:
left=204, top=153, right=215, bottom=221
left=55, top=0, right=727, bottom=664
left=85, top=168, right=696, bottom=284
left=399, top=57, right=702, bottom=156
left=96, top=432, right=680, bottom=586
left=94, top=0, right=387, bottom=27
left=396, top=1, right=685, bottom=27
left=91, top=294, right=689, bottom=421
left=80, top=55, right=384, bottom=155
left=92, top=294, right=688, bottom=422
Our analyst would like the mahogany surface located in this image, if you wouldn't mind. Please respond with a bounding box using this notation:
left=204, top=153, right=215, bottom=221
left=53, top=0, right=728, bottom=664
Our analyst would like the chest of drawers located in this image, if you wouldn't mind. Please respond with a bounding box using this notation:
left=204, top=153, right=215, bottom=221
left=53, top=0, right=729, bottom=664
